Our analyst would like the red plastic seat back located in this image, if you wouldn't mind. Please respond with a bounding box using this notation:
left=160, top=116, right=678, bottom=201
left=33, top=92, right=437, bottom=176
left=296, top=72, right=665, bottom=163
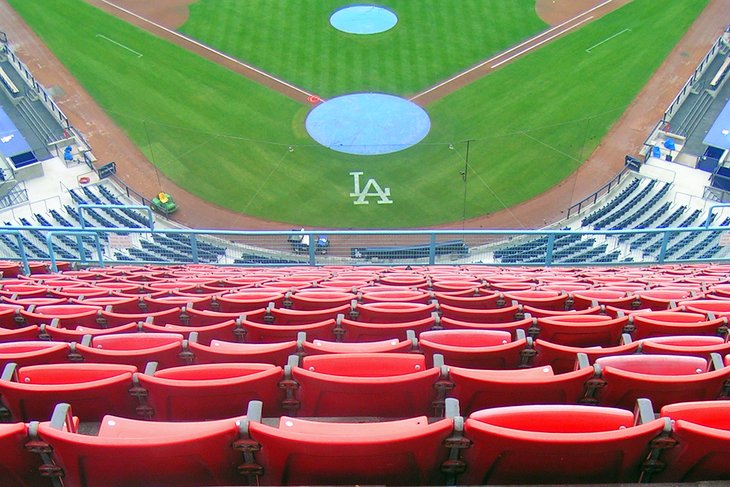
left=91, top=332, right=184, bottom=350
left=249, top=416, right=453, bottom=486
left=460, top=405, right=666, bottom=484
left=596, top=354, right=708, bottom=375
left=37, top=412, right=248, bottom=487
left=301, top=353, right=427, bottom=377
left=655, top=401, right=730, bottom=482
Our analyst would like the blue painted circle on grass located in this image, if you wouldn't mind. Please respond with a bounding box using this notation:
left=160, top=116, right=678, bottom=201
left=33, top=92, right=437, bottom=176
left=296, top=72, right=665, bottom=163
left=330, top=5, right=398, bottom=35
left=305, top=93, right=431, bottom=155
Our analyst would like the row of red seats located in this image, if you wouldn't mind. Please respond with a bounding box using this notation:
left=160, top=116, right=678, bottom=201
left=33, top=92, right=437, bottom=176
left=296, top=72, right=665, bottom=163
left=2, top=305, right=727, bottom=355
left=2, top=262, right=730, bottom=294
left=2, top=281, right=729, bottom=310
left=1, top=317, right=729, bottom=368
left=2, top=350, right=730, bottom=423
left=2, top=260, right=729, bottom=283
left=1, top=397, right=727, bottom=486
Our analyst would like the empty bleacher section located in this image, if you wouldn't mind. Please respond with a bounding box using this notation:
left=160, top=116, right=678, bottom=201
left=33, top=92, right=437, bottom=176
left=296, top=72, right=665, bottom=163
left=493, top=170, right=730, bottom=265
left=351, top=240, right=468, bottom=260
left=0, top=264, right=729, bottom=483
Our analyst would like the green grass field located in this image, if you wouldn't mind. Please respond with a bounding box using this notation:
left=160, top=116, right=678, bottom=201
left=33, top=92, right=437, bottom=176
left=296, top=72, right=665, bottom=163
left=7, top=0, right=710, bottom=228
left=179, top=0, right=548, bottom=98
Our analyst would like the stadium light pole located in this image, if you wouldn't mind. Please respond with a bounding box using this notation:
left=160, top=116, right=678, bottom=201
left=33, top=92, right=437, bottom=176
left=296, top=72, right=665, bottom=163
left=461, top=139, right=473, bottom=230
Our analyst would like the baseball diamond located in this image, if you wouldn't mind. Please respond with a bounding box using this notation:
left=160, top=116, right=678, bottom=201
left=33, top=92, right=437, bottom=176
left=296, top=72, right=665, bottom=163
left=2, top=0, right=722, bottom=229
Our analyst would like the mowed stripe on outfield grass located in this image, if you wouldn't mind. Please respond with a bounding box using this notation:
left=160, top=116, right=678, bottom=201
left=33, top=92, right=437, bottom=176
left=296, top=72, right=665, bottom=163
left=7, top=0, right=709, bottom=228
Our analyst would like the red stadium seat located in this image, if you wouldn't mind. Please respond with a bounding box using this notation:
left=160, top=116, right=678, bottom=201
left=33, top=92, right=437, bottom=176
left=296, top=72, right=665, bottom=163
left=641, top=335, right=730, bottom=360
left=0, top=362, right=137, bottom=421
left=251, top=303, right=351, bottom=325
left=488, top=281, right=535, bottom=292
left=72, top=333, right=186, bottom=369
left=70, top=295, right=141, bottom=314
left=141, top=319, right=243, bottom=344
left=350, top=301, right=436, bottom=323
left=1, top=298, right=65, bottom=309
left=593, top=353, right=730, bottom=410
left=633, top=289, right=696, bottom=310
left=41, top=322, right=139, bottom=342
left=439, top=303, right=521, bottom=323
left=301, top=332, right=416, bottom=355
left=431, top=291, right=504, bottom=309
left=0, top=285, right=49, bottom=299
left=681, top=299, right=730, bottom=318
left=446, top=364, right=595, bottom=415
left=189, top=339, right=298, bottom=366
left=0, top=325, right=40, bottom=343
left=215, top=291, right=285, bottom=313
left=291, top=353, right=442, bottom=417
left=98, top=307, right=184, bottom=328
left=140, top=295, right=213, bottom=312
left=360, top=290, right=431, bottom=304
left=533, top=335, right=639, bottom=374
left=655, top=400, right=730, bottom=482
left=243, top=317, right=337, bottom=343
left=338, top=314, right=436, bottom=342
left=0, top=261, right=21, bottom=278
left=629, top=311, right=728, bottom=339
left=0, top=341, right=71, bottom=368
left=19, top=305, right=102, bottom=328
left=0, top=305, right=24, bottom=329
left=0, top=422, right=44, bottom=487
left=419, top=329, right=531, bottom=369
left=248, top=403, right=456, bottom=486
left=707, top=284, right=730, bottom=299
left=286, top=291, right=355, bottom=310
left=33, top=402, right=253, bottom=487
left=539, top=282, right=593, bottom=292
left=429, top=279, right=481, bottom=293
left=502, top=290, right=569, bottom=311
left=522, top=304, right=603, bottom=318
left=458, top=401, right=669, bottom=484
left=144, top=282, right=198, bottom=293
left=534, top=314, right=629, bottom=347
left=378, top=273, right=428, bottom=287
left=440, top=315, right=535, bottom=339
left=317, top=279, right=370, bottom=290
left=135, top=362, right=284, bottom=420
left=185, top=307, right=265, bottom=326
left=570, top=289, right=635, bottom=310
left=48, top=287, right=110, bottom=299
left=93, top=282, right=148, bottom=294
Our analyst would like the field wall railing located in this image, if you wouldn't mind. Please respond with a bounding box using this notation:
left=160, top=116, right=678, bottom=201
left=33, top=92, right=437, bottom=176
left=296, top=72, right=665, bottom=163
left=663, top=31, right=726, bottom=124
left=0, top=225, right=729, bottom=272
left=565, top=167, right=631, bottom=219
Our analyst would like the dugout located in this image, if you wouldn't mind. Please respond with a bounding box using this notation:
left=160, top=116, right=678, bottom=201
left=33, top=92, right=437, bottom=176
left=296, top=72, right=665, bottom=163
left=0, top=106, right=42, bottom=181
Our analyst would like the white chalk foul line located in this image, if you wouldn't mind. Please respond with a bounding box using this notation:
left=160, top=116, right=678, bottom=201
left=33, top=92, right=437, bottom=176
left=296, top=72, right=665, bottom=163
left=96, top=34, right=142, bottom=58
left=99, top=0, right=314, bottom=99
left=491, top=16, right=594, bottom=68
left=411, top=0, right=614, bottom=101
left=585, top=28, right=631, bottom=53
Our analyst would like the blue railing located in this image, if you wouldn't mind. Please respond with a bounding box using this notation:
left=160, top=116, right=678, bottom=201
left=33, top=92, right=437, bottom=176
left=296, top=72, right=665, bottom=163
left=0, top=222, right=729, bottom=271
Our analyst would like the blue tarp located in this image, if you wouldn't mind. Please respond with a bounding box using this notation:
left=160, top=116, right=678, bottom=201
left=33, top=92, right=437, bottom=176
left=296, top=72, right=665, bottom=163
left=703, top=98, right=730, bottom=151
left=0, top=106, right=32, bottom=157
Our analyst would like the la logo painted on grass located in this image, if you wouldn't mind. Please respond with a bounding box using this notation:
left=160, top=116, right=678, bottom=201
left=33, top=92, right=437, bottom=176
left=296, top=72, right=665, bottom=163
left=350, top=172, right=392, bottom=205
